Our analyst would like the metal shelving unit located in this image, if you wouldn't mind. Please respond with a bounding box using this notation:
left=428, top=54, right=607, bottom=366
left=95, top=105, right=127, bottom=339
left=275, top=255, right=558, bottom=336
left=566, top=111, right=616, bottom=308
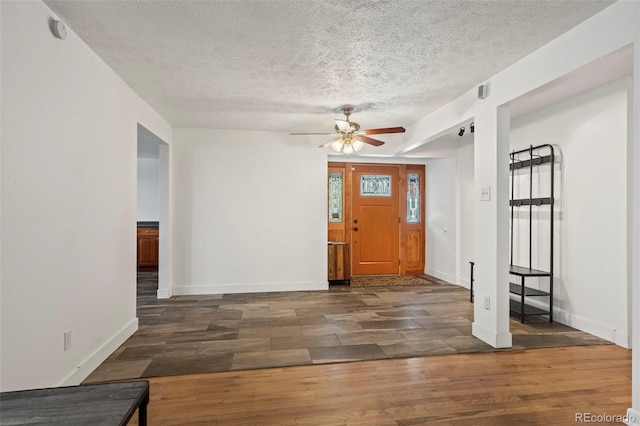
left=509, top=144, right=555, bottom=323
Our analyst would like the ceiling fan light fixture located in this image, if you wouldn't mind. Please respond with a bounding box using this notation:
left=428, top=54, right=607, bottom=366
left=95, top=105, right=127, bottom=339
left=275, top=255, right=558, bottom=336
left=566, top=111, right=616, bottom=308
left=352, top=140, right=364, bottom=152
left=294, top=106, right=405, bottom=152
left=331, top=139, right=344, bottom=152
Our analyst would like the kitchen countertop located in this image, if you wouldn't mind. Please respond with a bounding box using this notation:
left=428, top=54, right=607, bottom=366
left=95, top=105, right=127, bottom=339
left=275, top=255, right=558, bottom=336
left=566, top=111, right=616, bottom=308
left=137, top=221, right=159, bottom=228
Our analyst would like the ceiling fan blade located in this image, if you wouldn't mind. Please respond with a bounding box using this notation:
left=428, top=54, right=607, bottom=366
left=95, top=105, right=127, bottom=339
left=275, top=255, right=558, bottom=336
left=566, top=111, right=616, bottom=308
left=360, top=127, right=406, bottom=135
left=319, top=137, right=340, bottom=148
left=356, top=135, right=385, bottom=147
left=290, top=132, right=336, bottom=135
left=334, top=119, right=351, bottom=132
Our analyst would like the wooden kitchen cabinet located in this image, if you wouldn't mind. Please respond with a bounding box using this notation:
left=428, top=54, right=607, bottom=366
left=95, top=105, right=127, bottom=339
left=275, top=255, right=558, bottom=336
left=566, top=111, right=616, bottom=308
left=137, top=227, right=159, bottom=267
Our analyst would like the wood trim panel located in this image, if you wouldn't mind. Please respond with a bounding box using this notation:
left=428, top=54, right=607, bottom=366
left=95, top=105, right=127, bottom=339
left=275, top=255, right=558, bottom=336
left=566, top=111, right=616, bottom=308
left=399, top=165, right=407, bottom=274
left=328, top=163, right=346, bottom=242
left=344, top=162, right=353, bottom=249
left=403, top=165, right=426, bottom=275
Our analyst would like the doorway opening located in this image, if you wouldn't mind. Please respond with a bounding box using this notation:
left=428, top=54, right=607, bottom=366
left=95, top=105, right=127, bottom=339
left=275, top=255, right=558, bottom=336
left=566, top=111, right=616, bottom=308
left=137, top=124, right=170, bottom=300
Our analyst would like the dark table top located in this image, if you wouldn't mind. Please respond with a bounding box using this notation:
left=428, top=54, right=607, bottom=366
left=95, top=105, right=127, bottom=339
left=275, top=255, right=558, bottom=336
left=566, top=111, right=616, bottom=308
left=0, top=380, right=149, bottom=426
left=137, top=221, right=159, bottom=228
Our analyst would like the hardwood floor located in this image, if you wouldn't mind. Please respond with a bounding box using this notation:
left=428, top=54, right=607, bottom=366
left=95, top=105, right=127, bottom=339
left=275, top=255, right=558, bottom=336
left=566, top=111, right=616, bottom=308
left=116, top=273, right=629, bottom=424
left=127, top=345, right=631, bottom=425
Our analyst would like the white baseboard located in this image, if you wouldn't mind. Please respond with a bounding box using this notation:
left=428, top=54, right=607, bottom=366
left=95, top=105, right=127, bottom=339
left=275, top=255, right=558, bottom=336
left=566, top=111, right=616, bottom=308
left=59, top=317, right=138, bottom=386
left=472, top=322, right=512, bottom=348
left=625, top=408, right=640, bottom=426
left=566, top=312, right=633, bottom=348
left=457, top=277, right=470, bottom=289
left=157, top=287, right=172, bottom=299
left=172, top=280, right=329, bottom=295
left=424, top=268, right=456, bottom=285
left=510, top=296, right=631, bottom=348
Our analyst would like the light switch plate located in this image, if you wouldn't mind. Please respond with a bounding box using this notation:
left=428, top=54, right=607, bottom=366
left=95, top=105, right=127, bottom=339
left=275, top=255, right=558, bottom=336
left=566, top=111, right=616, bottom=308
left=64, top=329, right=72, bottom=351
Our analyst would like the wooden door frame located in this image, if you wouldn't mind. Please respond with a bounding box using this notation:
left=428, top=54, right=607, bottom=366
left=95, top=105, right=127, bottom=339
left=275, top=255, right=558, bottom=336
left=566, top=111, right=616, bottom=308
left=328, top=161, right=425, bottom=276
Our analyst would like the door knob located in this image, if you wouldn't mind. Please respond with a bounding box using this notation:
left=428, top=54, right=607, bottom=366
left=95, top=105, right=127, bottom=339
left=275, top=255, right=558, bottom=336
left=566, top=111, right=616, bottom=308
left=353, top=227, right=359, bottom=231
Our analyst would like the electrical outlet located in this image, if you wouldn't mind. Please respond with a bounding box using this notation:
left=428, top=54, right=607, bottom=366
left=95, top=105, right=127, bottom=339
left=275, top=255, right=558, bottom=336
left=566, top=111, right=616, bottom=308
left=64, top=329, right=72, bottom=351
left=480, top=186, right=491, bottom=201
left=484, top=295, right=490, bottom=310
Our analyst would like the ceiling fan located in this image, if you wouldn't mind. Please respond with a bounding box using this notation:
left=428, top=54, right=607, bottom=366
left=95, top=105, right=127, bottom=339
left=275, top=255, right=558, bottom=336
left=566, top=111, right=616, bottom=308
left=290, top=106, right=405, bottom=154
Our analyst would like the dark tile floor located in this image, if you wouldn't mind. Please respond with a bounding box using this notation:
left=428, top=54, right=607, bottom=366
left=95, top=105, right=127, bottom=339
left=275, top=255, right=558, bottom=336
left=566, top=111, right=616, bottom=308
left=83, top=272, right=609, bottom=383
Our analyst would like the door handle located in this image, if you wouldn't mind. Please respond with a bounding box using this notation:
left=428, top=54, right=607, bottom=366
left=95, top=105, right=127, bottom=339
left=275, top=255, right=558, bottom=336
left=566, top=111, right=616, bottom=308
left=353, top=227, right=358, bottom=231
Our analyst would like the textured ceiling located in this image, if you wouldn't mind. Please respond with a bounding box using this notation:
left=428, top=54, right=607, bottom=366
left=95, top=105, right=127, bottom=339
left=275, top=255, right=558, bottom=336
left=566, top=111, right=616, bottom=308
left=405, top=44, right=633, bottom=157
left=45, top=0, right=614, bottom=134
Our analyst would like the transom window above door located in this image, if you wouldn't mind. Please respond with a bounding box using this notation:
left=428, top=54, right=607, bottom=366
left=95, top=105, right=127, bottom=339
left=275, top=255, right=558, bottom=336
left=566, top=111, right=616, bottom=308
left=360, top=175, right=392, bottom=197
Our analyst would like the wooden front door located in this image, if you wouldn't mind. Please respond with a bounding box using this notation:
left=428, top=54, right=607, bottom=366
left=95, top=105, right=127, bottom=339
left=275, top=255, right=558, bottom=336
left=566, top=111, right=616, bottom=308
left=351, top=165, right=400, bottom=275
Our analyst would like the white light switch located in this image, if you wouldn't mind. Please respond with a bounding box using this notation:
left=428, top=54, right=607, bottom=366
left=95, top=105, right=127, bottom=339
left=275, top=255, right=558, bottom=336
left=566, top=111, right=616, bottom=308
left=480, top=186, right=491, bottom=201
left=64, top=329, right=72, bottom=351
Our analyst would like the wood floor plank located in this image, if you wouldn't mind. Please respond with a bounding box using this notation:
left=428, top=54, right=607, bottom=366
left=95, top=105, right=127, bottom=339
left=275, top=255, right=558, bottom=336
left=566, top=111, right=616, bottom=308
left=125, top=345, right=630, bottom=425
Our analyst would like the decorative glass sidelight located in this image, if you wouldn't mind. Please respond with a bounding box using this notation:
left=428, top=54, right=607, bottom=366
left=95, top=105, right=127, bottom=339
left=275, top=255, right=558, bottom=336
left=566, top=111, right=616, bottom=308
left=360, top=175, right=391, bottom=196
left=407, top=173, right=420, bottom=223
left=328, top=171, right=343, bottom=222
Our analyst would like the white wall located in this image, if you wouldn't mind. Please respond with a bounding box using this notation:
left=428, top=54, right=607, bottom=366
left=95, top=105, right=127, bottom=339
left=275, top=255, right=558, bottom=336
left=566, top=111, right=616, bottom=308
left=137, top=158, right=160, bottom=221
left=510, top=78, right=630, bottom=347
left=426, top=79, right=630, bottom=345
left=0, top=1, right=172, bottom=391
left=456, top=140, right=475, bottom=288
left=420, top=138, right=474, bottom=289
left=630, top=9, right=640, bottom=418
left=171, top=128, right=327, bottom=294
left=425, top=157, right=457, bottom=283
left=403, top=1, right=639, bottom=352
